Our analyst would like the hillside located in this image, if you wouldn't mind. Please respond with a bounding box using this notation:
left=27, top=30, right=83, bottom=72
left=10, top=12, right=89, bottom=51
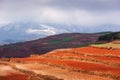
left=98, top=32, right=120, bottom=41
left=0, top=33, right=103, bottom=58
left=91, top=40, right=120, bottom=49
left=0, top=42, right=120, bottom=80
left=0, top=23, right=119, bottom=45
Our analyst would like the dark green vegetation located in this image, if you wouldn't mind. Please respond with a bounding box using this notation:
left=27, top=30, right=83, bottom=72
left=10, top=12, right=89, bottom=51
left=49, top=37, right=73, bottom=44
left=94, top=31, right=112, bottom=35
left=98, top=32, right=120, bottom=41
left=75, top=44, right=90, bottom=48
left=75, top=42, right=103, bottom=48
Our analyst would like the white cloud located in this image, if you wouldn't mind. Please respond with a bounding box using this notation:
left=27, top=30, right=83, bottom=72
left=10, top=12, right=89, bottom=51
left=26, top=24, right=68, bottom=35
left=0, top=0, right=120, bottom=27
left=26, top=28, right=56, bottom=35
left=33, top=8, right=120, bottom=26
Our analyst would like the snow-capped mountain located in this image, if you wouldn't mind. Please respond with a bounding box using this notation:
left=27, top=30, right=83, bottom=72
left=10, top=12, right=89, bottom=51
left=0, top=22, right=69, bottom=44
left=0, top=22, right=120, bottom=45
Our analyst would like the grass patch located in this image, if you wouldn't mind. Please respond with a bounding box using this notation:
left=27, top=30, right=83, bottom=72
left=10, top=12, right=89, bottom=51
left=75, top=44, right=90, bottom=48
left=49, top=37, right=73, bottom=44
left=91, top=42, right=120, bottom=49
left=75, top=42, right=103, bottom=48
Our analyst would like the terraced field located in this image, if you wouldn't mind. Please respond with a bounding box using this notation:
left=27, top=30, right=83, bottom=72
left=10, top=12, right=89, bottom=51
left=0, top=42, right=120, bottom=80
left=91, top=41, right=120, bottom=49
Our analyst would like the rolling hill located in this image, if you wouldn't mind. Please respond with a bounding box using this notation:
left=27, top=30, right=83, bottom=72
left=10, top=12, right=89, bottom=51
left=0, top=22, right=120, bottom=45
left=98, top=32, right=120, bottom=41
left=0, top=33, right=103, bottom=58
left=0, top=31, right=119, bottom=58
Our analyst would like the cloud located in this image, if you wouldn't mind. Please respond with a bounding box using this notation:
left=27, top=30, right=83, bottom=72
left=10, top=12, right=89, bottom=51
left=51, top=0, right=120, bottom=11
left=0, top=0, right=120, bottom=27
left=26, top=24, right=68, bottom=35
left=33, top=8, right=120, bottom=26
left=26, top=28, right=56, bottom=35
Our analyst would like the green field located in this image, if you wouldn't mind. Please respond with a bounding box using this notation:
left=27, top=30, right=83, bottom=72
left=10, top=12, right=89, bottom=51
left=49, top=37, right=73, bottom=44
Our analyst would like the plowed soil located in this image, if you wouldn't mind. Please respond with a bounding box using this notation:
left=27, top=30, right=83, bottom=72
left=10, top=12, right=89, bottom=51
left=0, top=46, right=120, bottom=80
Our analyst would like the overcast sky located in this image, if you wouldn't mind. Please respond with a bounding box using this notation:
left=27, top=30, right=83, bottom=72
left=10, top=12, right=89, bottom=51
left=0, top=0, right=120, bottom=26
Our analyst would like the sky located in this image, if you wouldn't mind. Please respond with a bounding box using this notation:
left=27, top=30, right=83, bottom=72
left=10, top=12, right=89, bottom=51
left=0, top=0, right=120, bottom=26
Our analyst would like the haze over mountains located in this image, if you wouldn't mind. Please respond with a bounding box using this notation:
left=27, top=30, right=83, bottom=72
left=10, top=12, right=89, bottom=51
left=0, top=0, right=120, bottom=45
left=0, top=22, right=120, bottom=45
left=0, top=31, right=119, bottom=58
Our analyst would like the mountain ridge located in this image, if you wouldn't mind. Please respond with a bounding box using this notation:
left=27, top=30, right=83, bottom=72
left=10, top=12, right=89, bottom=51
left=0, top=22, right=120, bottom=44
left=0, top=33, right=103, bottom=58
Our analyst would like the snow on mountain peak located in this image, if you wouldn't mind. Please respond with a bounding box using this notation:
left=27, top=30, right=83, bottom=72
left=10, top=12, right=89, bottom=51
left=26, top=24, right=68, bottom=36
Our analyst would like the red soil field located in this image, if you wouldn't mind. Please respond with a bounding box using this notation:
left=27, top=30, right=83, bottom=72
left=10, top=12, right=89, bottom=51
left=8, top=46, right=120, bottom=80
left=47, top=51, right=85, bottom=58
left=74, top=47, right=120, bottom=56
left=0, top=73, right=28, bottom=80
left=46, top=50, right=120, bottom=64
left=92, top=56, right=120, bottom=62
left=11, top=56, right=120, bottom=76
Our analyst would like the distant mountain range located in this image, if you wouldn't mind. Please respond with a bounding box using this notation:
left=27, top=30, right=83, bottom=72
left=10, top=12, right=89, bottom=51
left=0, top=22, right=120, bottom=45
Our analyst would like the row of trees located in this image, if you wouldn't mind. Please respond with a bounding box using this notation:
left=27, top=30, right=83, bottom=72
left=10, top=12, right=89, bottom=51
left=98, top=32, right=120, bottom=41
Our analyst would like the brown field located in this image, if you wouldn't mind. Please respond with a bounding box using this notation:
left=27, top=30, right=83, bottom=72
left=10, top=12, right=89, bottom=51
left=0, top=65, right=28, bottom=80
left=0, top=43, right=120, bottom=80
left=91, top=41, right=120, bottom=49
